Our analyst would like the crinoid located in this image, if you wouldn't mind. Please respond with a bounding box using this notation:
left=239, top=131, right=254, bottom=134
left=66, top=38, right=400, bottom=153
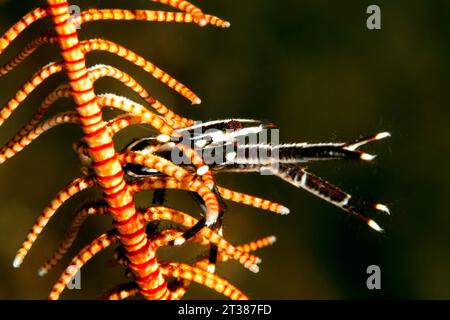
left=0, top=0, right=391, bottom=300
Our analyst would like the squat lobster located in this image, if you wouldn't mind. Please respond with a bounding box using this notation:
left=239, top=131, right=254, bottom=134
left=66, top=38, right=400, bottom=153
left=0, top=0, right=390, bottom=300
left=0, top=0, right=268, bottom=300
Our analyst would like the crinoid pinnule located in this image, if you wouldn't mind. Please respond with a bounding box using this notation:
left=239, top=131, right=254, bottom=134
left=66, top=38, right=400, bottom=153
left=0, top=0, right=277, bottom=300
left=0, top=0, right=390, bottom=300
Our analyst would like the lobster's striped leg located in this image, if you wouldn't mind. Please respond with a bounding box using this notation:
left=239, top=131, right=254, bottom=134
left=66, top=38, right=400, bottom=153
left=189, top=186, right=226, bottom=274
left=122, top=152, right=219, bottom=225
left=270, top=164, right=388, bottom=231
left=272, top=132, right=391, bottom=163
left=273, top=144, right=374, bottom=162
left=131, top=176, right=222, bottom=240
left=229, top=138, right=388, bottom=166
left=170, top=235, right=277, bottom=299
left=107, top=229, right=211, bottom=268
left=344, top=132, right=392, bottom=151
left=143, top=207, right=261, bottom=273
left=107, top=227, right=250, bottom=300
left=146, top=208, right=260, bottom=272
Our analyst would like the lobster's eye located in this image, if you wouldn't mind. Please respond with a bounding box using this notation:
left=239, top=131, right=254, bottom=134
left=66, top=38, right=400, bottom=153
left=225, top=120, right=242, bottom=130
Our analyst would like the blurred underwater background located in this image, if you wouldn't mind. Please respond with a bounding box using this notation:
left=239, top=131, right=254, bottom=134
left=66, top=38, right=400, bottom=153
left=0, top=0, right=449, bottom=299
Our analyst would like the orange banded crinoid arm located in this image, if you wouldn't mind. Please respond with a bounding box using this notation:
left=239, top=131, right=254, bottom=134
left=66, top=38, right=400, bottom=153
left=0, top=0, right=390, bottom=300
left=101, top=228, right=275, bottom=300
left=0, top=0, right=263, bottom=300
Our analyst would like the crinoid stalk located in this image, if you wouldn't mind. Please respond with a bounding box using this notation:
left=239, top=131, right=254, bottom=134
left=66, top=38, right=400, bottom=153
left=0, top=1, right=390, bottom=300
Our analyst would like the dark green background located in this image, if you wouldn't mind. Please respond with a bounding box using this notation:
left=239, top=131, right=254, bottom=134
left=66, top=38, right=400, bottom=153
left=0, top=0, right=449, bottom=299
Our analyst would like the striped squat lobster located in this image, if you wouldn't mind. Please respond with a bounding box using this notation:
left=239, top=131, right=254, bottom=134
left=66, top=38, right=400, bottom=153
left=0, top=0, right=390, bottom=299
